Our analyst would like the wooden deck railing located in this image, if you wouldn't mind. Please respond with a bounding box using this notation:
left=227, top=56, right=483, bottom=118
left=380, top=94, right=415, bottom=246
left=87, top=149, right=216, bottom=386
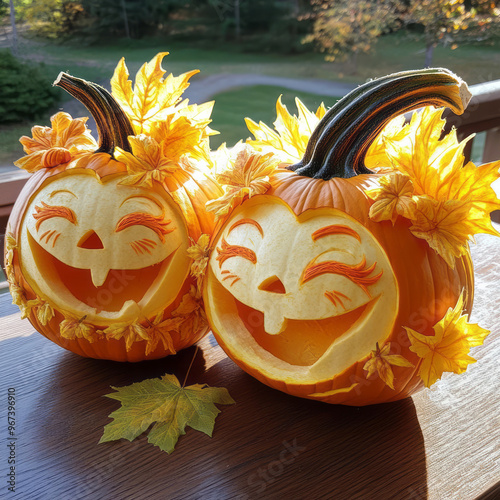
left=1, top=78, right=500, bottom=278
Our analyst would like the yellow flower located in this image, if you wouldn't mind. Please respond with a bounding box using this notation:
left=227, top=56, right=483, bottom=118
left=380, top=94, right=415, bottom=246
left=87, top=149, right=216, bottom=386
left=406, top=293, right=490, bottom=388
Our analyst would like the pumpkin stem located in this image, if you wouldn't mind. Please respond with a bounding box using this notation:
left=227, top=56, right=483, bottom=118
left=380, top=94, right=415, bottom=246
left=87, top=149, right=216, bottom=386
left=289, top=68, right=472, bottom=180
left=54, top=72, right=134, bottom=155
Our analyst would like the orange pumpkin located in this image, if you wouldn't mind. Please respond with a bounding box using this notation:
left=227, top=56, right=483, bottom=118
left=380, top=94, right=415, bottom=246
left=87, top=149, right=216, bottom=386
left=5, top=72, right=221, bottom=361
left=203, top=69, right=485, bottom=405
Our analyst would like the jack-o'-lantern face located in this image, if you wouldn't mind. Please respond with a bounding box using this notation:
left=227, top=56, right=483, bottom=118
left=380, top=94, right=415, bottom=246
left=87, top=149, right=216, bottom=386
left=18, top=170, right=190, bottom=324
left=206, top=196, right=398, bottom=382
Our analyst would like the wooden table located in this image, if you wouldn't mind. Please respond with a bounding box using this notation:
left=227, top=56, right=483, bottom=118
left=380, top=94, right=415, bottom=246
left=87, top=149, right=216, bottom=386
left=1, top=232, right=499, bottom=500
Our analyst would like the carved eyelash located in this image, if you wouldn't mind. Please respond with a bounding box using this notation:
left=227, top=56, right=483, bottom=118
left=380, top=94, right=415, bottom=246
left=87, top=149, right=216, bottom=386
left=130, top=238, right=158, bottom=255
left=33, top=202, right=77, bottom=231
left=216, top=238, right=257, bottom=268
left=39, top=229, right=61, bottom=247
left=324, top=290, right=351, bottom=310
left=302, top=256, right=383, bottom=296
left=221, top=272, right=241, bottom=286
left=312, top=225, right=361, bottom=242
left=116, top=212, right=174, bottom=243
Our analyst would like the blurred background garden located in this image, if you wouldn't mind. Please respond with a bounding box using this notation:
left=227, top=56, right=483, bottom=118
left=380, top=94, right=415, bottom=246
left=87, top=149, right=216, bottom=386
left=1, top=0, right=500, bottom=169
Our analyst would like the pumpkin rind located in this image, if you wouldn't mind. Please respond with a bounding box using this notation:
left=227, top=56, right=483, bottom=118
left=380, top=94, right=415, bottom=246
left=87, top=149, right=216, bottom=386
left=203, top=69, right=479, bottom=405
left=5, top=69, right=222, bottom=362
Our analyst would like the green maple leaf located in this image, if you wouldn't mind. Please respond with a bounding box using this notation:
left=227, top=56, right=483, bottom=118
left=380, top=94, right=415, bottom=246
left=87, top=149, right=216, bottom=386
left=99, top=373, right=235, bottom=454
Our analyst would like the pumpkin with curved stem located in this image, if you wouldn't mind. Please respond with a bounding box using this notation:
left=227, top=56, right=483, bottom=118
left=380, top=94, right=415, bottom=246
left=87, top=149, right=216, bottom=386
left=203, top=69, right=498, bottom=405
left=5, top=58, right=222, bottom=362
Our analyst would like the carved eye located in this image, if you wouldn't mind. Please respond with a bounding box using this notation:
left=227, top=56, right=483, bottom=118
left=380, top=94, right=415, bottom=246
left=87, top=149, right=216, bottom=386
left=115, top=212, right=174, bottom=242
left=216, top=238, right=257, bottom=267
left=301, top=255, right=383, bottom=297
left=32, top=202, right=77, bottom=231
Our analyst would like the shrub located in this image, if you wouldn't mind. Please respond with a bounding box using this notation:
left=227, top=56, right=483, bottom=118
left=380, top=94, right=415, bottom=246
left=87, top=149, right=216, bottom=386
left=0, top=50, right=59, bottom=124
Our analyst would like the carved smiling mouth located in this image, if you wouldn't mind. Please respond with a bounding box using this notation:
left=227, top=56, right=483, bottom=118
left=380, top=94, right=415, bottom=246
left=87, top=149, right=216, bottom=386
left=210, top=274, right=378, bottom=366
left=28, top=231, right=175, bottom=313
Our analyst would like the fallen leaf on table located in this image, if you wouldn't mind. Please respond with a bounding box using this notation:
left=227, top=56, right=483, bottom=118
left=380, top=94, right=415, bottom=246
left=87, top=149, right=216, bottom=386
left=100, top=373, right=235, bottom=454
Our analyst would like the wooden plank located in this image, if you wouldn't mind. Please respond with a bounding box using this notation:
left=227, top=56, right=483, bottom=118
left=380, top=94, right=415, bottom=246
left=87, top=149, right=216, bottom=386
left=0, top=230, right=498, bottom=499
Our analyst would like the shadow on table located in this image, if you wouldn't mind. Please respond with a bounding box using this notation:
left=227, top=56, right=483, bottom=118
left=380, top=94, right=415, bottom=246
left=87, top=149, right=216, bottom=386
left=4, top=332, right=427, bottom=500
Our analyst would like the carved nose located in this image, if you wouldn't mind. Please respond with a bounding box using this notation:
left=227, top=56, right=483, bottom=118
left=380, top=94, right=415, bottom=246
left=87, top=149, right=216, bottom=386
left=258, top=275, right=286, bottom=294
left=78, top=230, right=104, bottom=249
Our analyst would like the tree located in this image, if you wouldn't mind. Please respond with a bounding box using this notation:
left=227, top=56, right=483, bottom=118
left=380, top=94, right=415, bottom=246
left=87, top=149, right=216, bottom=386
left=406, top=0, right=500, bottom=67
left=304, top=0, right=398, bottom=72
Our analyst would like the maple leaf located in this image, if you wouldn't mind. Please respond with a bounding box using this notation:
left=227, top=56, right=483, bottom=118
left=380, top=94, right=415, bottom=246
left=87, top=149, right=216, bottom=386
left=363, top=342, right=414, bottom=390
left=35, top=300, right=55, bottom=326
left=206, top=144, right=280, bottom=221
left=144, top=312, right=180, bottom=357
left=110, top=52, right=199, bottom=135
left=366, top=171, right=415, bottom=224
left=409, top=196, right=477, bottom=268
left=115, top=111, right=213, bottom=188
left=365, top=114, right=408, bottom=170
left=104, top=321, right=150, bottom=351
left=4, top=232, right=17, bottom=280
left=100, top=374, right=235, bottom=454
left=406, top=293, right=490, bottom=388
left=15, top=112, right=97, bottom=172
left=246, top=96, right=326, bottom=163
left=9, top=281, right=34, bottom=320
left=187, top=234, right=211, bottom=294
left=366, top=106, right=500, bottom=266
left=60, top=315, right=100, bottom=343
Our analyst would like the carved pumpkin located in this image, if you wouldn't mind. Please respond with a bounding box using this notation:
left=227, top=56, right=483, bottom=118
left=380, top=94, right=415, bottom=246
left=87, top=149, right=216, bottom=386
left=203, top=69, right=497, bottom=405
left=5, top=63, right=222, bottom=362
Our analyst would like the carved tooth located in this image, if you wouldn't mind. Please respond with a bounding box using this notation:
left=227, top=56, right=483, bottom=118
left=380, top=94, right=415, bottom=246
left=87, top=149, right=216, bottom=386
left=90, top=266, right=110, bottom=287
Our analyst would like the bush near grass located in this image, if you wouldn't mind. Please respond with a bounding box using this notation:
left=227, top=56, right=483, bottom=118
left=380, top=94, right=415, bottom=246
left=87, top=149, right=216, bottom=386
left=0, top=50, right=59, bottom=124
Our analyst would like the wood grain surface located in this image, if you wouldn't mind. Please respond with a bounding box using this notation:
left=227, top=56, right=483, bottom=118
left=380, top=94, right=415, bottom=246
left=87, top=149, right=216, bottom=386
left=0, top=231, right=499, bottom=500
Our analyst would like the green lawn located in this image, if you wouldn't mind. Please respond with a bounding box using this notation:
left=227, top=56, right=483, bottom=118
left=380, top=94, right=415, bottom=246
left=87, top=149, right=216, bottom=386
left=2, top=31, right=500, bottom=165
left=18, top=32, right=500, bottom=86
left=209, top=85, right=339, bottom=149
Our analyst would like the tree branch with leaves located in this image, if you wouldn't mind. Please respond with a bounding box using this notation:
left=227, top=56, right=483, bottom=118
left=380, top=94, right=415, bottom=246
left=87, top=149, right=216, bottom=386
left=303, top=0, right=399, bottom=72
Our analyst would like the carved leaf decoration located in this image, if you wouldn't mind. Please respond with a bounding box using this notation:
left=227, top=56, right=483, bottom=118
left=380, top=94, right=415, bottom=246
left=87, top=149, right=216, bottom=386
left=35, top=300, right=55, bottom=326
left=206, top=144, right=281, bottom=221
left=366, top=107, right=500, bottom=267
left=15, top=112, right=97, bottom=172
left=145, top=313, right=181, bottom=357
left=115, top=111, right=213, bottom=187
left=4, top=232, right=17, bottom=281
left=406, top=293, right=490, bottom=388
left=246, top=96, right=326, bottom=163
left=104, top=321, right=150, bottom=351
left=110, top=52, right=199, bottom=135
left=363, top=342, right=414, bottom=390
left=187, top=234, right=211, bottom=294
left=60, top=315, right=100, bottom=343
left=366, top=172, right=415, bottom=224
left=409, top=196, right=479, bottom=268
left=100, top=374, right=235, bottom=454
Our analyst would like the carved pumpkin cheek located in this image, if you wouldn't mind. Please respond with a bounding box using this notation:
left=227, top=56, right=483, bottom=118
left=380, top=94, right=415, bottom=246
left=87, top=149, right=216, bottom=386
left=19, top=172, right=190, bottom=321
left=208, top=196, right=399, bottom=375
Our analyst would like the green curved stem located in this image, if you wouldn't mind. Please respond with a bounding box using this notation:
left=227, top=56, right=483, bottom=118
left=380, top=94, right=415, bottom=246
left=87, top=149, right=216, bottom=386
left=289, top=68, right=471, bottom=180
left=54, top=72, right=134, bottom=154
